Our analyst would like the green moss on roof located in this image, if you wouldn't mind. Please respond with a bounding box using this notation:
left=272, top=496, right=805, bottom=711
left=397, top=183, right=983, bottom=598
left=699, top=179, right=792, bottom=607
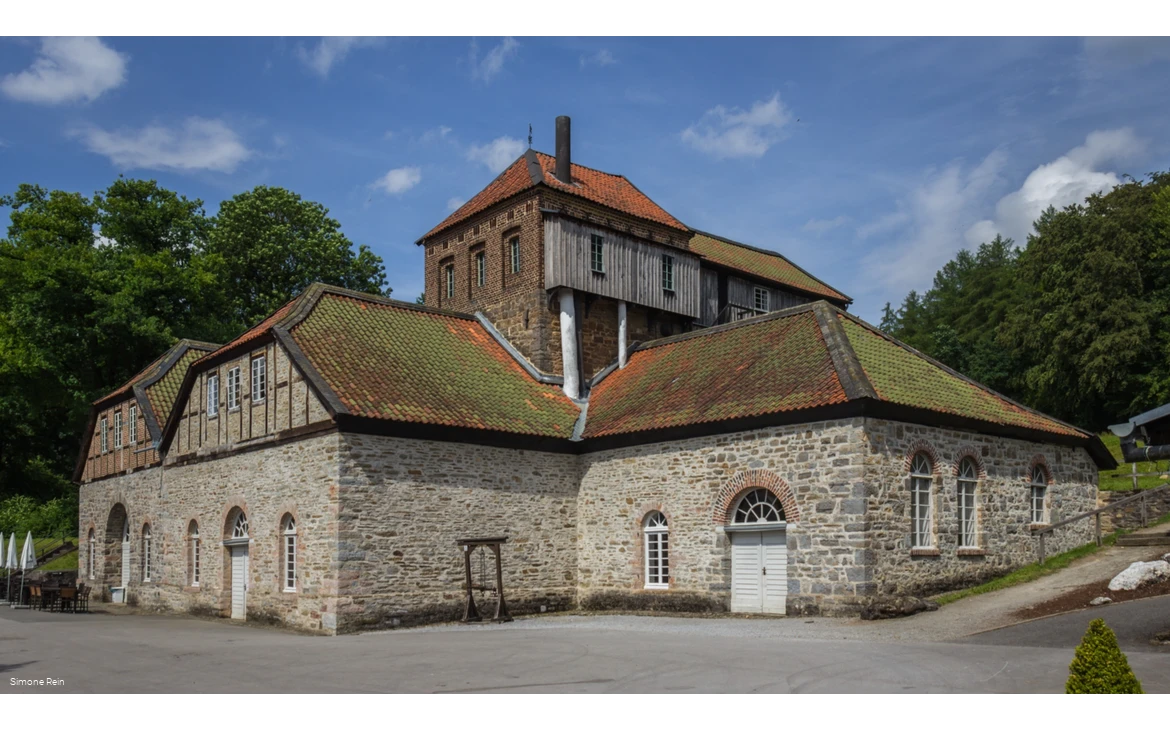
left=584, top=310, right=848, bottom=438
left=840, top=316, right=1081, bottom=437
left=290, top=293, right=580, bottom=438
left=144, top=347, right=206, bottom=426
left=689, top=233, right=849, bottom=303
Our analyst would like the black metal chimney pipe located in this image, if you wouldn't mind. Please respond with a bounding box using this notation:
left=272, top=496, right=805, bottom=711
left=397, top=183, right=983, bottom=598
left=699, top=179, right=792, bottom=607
left=1120, top=432, right=1170, bottom=463
left=555, top=116, right=572, bottom=184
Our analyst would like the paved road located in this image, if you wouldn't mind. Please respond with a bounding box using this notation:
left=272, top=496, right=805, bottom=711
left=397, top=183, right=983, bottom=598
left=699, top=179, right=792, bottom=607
left=2, top=606, right=1168, bottom=693
left=962, top=594, right=1170, bottom=654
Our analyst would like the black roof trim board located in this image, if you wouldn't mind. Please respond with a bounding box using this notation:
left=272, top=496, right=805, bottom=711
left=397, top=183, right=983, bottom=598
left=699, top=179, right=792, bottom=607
left=687, top=228, right=852, bottom=305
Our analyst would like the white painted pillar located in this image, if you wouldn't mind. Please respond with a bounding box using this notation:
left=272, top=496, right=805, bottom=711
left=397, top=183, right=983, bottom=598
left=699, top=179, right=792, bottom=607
left=558, top=289, right=580, bottom=400
left=617, top=301, right=628, bottom=369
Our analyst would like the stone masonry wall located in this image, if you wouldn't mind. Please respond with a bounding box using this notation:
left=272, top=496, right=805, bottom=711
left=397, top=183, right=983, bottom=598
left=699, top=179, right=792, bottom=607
left=335, top=433, right=580, bottom=632
left=78, top=431, right=341, bottom=633
left=1099, top=487, right=1170, bottom=533
left=577, top=419, right=872, bottom=616
left=864, top=418, right=1098, bottom=598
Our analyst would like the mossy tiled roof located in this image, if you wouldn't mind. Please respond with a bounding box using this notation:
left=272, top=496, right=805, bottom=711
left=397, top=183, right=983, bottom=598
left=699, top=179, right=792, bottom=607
left=689, top=232, right=850, bottom=304
left=584, top=309, right=848, bottom=438
left=289, top=291, right=581, bottom=438
left=143, top=347, right=208, bottom=426
left=839, top=315, right=1083, bottom=437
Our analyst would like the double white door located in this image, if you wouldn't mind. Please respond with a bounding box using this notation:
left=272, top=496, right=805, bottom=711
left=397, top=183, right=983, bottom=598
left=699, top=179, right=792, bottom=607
left=730, top=530, right=787, bottom=614
left=230, top=545, right=249, bottom=619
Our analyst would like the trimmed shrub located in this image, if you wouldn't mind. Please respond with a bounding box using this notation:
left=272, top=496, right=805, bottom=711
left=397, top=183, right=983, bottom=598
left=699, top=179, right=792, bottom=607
left=1066, top=618, right=1143, bottom=693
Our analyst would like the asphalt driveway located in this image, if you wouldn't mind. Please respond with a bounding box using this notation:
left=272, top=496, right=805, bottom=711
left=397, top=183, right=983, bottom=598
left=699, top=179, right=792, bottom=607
left=2, top=602, right=1168, bottom=693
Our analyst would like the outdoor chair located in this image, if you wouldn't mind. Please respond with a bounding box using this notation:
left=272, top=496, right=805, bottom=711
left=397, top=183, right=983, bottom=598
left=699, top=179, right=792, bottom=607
left=77, top=584, right=91, bottom=613
left=29, top=585, right=42, bottom=610
left=56, top=586, right=77, bottom=613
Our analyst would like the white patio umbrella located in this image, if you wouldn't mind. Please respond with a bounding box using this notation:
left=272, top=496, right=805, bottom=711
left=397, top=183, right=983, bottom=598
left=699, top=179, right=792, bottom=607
left=16, top=531, right=35, bottom=609
left=0, top=533, right=7, bottom=604
left=5, top=533, right=16, bottom=607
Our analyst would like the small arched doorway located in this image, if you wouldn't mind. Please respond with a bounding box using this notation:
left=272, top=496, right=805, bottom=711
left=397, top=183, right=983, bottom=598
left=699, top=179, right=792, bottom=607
left=103, top=503, right=129, bottom=602
left=223, top=510, right=250, bottom=620
left=727, top=488, right=788, bottom=615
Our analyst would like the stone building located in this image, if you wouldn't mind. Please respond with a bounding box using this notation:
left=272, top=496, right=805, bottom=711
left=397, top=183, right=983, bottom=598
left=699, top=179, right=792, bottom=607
left=76, top=118, right=1114, bottom=633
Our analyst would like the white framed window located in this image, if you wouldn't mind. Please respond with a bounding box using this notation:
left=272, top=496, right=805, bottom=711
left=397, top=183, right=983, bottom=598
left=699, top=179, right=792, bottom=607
left=1030, top=465, right=1049, bottom=524
left=445, top=264, right=455, bottom=300
left=661, top=255, right=675, bottom=292
left=590, top=234, right=605, bottom=273
left=113, top=411, right=123, bottom=449
left=753, top=287, right=770, bottom=314
left=100, top=417, right=109, bottom=454
left=251, top=355, right=267, bottom=402
left=643, top=511, right=669, bottom=589
left=957, top=458, right=978, bottom=548
left=232, top=512, right=249, bottom=539
left=732, top=489, right=785, bottom=524
left=910, top=453, right=934, bottom=548
left=510, top=236, right=521, bottom=274
left=128, top=404, right=138, bottom=444
left=227, top=367, right=241, bottom=411
left=189, top=522, right=201, bottom=587
left=87, top=529, right=96, bottom=580
left=283, top=515, right=297, bottom=592
left=474, top=250, right=485, bottom=287
left=142, top=523, right=152, bottom=582
left=207, top=374, right=219, bottom=417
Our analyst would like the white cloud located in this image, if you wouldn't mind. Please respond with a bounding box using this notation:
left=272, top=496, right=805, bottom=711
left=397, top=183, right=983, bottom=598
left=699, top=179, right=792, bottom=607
left=469, top=38, right=518, bottom=82
left=446, top=197, right=466, bottom=211
left=373, top=166, right=421, bottom=195
left=681, top=93, right=793, bottom=159
left=857, top=149, right=1007, bottom=298
left=0, top=37, right=127, bottom=104
left=967, top=128, right=1144, bottom=246
left=580, top=49, right=616, bottom=68
left=296, top=37, right=379, bottom=77
left=467, top=136, right=525, bottom=173
left=802, top=216, right=847, bottom=236
left=71, top=117, right=252, bottom=173
left=420, top=126, right=452, bottom=143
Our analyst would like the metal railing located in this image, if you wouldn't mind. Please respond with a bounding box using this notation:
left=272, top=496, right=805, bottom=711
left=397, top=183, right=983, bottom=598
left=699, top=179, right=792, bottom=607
left=1033, top=482, right=1170, bottom=563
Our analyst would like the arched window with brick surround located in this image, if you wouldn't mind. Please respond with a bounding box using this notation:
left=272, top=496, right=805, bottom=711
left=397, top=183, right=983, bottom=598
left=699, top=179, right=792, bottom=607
left=87, top=528, right=96, bottom=580
left=910, top=453, right=934, bottom=548
left=188, top=521, right=201, bottom=587
left=957, top=458, right=978, bottom=548
left=732, top=488, right=786, bottom=524
left=282, top=514, right=297, bottom=593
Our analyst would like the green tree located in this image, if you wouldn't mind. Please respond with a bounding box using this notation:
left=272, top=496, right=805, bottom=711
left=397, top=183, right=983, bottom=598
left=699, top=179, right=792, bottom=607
left=207, top=186, right=389, bottom=326
left=1066, top=618, right=1143, bottom=693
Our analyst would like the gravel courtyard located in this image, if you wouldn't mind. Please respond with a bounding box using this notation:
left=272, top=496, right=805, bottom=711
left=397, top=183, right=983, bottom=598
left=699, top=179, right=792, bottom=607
left=3, top=596, right=1168, bottom=693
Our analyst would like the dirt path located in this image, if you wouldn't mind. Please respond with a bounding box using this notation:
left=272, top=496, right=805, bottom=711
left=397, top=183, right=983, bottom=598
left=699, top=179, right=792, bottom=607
left=880, top=530, right=1169, bottom=642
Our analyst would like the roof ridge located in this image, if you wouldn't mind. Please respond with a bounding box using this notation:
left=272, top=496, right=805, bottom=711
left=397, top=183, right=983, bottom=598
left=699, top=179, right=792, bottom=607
left=836, top=309, right=1092, bottom=438
left=811, top=302, right=878, bottom=401
left=417, top=153, right=538, bottom=243
left=532, top=150, right=627, bottom=180
left=633, top=302, right=821, bottom=352
left=689, top=229, right=851, bottom=304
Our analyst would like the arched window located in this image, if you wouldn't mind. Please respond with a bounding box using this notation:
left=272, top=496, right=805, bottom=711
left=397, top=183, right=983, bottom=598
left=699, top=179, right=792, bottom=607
left=643, top=511, right=669, bottom=589
left=142, top=523, right=152, bottom=582
left=910, top=453, right=934, bottom=548
left=232, top=512, right=249, bottom=539
left=282, top=515, right=297, bottom=593
left=957, top=458, right=978, bottom=548
left=1030, top=465, right=1049, bottom=524
left=87, top=529, right=96, bottom=580
left=188, top=521, right=201, bottom=587
left=732, top=489, right=785, bottom=524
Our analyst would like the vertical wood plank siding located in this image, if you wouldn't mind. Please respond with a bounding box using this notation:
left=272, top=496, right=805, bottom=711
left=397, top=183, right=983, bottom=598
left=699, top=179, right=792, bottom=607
left=699, top=268, right=720, bottom=326
left=727, top=275, right=809, bottom=315
left=544, top=217, right=700, bottom=318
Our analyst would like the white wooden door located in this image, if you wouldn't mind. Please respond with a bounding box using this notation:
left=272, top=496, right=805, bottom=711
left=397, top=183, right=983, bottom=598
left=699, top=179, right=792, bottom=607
left=120, top=523, right=131, bottom=598
left=230, top=545, right=248, bottom=619
left=730, top=530, right=787, bottom=614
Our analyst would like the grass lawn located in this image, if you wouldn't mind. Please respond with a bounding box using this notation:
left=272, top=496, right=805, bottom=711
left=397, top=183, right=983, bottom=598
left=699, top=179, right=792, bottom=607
left=934, top=512, right=1170, bottom=606
left=1098, top=432, right=1170, bottom=491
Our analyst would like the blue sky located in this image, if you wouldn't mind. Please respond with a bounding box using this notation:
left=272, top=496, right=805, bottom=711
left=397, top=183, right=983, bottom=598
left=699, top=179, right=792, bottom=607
left=2, top=36, right=1169, bottom=323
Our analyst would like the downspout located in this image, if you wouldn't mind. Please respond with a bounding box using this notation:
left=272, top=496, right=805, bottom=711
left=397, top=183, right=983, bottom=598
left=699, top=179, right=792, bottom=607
left=617, top=301, right=628, bottom=369
left=558, top=289, right=580, bottom=400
